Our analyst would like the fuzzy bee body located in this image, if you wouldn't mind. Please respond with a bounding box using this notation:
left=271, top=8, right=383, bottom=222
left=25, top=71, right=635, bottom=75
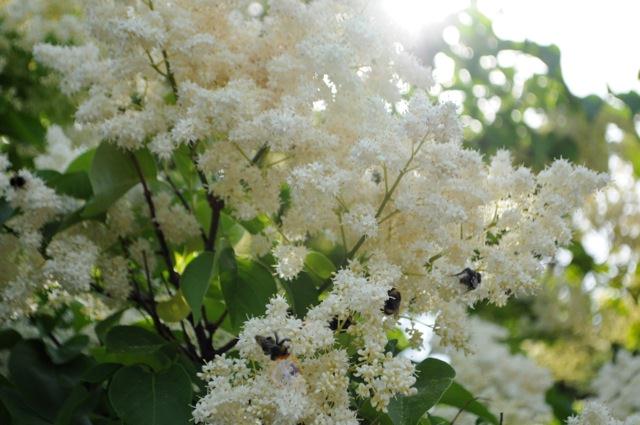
left=383, top=288, right=402, bottom=315
left=329, top=316, right=352, bottom=331
left=9, top=175, right=25, bottom=189
left=255, top=333, right=291, bottom=360
left=455, top=268, right=482, bottom=290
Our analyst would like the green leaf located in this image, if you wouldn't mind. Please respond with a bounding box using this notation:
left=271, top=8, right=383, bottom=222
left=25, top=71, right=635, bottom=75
left=220, top=253, right=277, bottom=332
left=172, top=145, right=195, bottom=188
left=545, top=384, right=577, bottom=422
left=8, top=340, right=73, bottom=421
left=47, top=171, right=93, bottom=200
left=2, top=108, right=45, bottom=147
left=54, top=385, right=94, bottom=425
left=101, top=326, right=171, bottom=371
left=81, top=363, right=121, bottom=384
left=95, top=310, right=124, bottom=344
left=304, top=250, right=336, bottom=280
left=0, top=384, right=51, bottom=425
left=83, top=143, right=156, bottom=217
left=426, top=415, right=450, bottom=425
left=181, top=251, right=216, bottom=323
left=386, top=327, right=410, bottom=354
left=0, top=329, right=22, bottom=350
left=91, top=346, right=171, bottom=373
left=157, top=292, right=191, bottom=323
left=281, top=272, right=319, bottom=318
left=66, top=148, right=96, bottom=173
left=105, top=326, right=166, bottom=354
left=387, top=358, right=456, bottom=425
left=439, top=382, right=499, bottom=425
left=108, top=364, right=192, bottom=425
left=47, top=334, right=89, bottom=364
left=357, top=399, right=393, bottom=425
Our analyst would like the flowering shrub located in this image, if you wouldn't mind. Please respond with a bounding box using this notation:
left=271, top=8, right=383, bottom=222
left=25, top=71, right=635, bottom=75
left=0, top=1, right=613, bottom=424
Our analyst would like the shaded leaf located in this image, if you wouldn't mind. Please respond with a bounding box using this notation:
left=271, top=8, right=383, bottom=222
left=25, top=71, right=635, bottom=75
left=181, top=251, right=216, bottom=323
left=108, top=364, right=192, bottom=425
left=105, top=326, right=166, bottom=354
left=220, top=252, right=277, bottom=332
left=387, top=358, right=456, bottom=425
left=281, top=272, right=319, bottom=318
left=439, top=382, right=499, bottom=425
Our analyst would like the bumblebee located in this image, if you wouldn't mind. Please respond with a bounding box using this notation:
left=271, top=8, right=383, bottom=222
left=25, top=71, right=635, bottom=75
left=9, top=175, right=25, bottom=189
left=455, top=268, right=481, bottom=290
left=255, top=332, right=291, bottom=360
left=329, top=316, right=352, bottom=331
left=383, top=288, right=401, bottom=315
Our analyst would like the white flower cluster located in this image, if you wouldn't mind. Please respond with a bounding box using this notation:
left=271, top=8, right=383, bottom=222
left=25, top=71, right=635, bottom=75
left=432, top=319, right=554, bottom=425
left=1, top=0, right=84, bottom=48
left=0, top=153, right=124, bottom=322
left=568, top=401, right=640, bottom=425
left=1, top=167, right=77, bottom=239
left=589, top=350, right=640, bottom=420
left=33, top=0, right=607, bottom=339
left=44, top=234, right=99, bottom=293
left=195, top=293, right=415, bottom=424
left=272, top=244, right=308, bottom=281
left=18, top=0, right=607, bottom=420
left=34, top=125, right=87, bottom=173
left=153, top=192, right=200, bottom=245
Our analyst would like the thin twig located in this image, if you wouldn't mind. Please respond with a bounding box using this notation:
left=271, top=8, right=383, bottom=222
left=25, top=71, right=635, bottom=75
left=214, top=337, right=239, bottom=355
left=130, top=153, right=180, bottom=288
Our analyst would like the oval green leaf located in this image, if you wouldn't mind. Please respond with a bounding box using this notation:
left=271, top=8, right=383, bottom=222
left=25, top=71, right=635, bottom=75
left=304, top=251, right=336, bottom=280
left=181, top=251, right=216, bottom=323
left=157, top=291, right=191, bottom=323
left=108, top=364, right=192, bottom=425
left=105, top=326, right=166, bottom=354
left=387, top=358, right=456, bottom=425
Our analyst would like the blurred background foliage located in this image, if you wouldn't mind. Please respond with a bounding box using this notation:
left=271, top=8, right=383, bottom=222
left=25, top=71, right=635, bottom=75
left=409, top=5, right=640, bottom=419
left=0, top=31, right=74, bottom=169
left=1, top=3, right=640, bottom=424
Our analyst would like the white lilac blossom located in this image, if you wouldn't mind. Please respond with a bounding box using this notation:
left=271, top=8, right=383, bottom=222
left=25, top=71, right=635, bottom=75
left=2, top=169, right=76, bottom=235
left=32, top=0, right=606, bottom=325
left=272, top=244, right=308, bottom=281
left=98, top=255, right=131, bottom=301
left=568, top=401, right=640, bottom=425
left=153, top=192, right=200, bottom=245
left=0, top=233, right=44, bottom=321
left=44, top=234, right=99, bottom=293
left=17, top=0, right=608, bottom=422
left=432, top=319, right=554, bottom=425
left=34, top=125, right=86, bottom=172
left=589, top=350, right=640, bottom=420
left=1, top=0, right=85, bottom=48
left=194, top=296, right=358, bottom=424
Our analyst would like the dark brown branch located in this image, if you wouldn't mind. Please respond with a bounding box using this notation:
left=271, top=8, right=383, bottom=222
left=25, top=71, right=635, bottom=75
left=214, top=337, right=239, bottom=355
left=130, top=153, right=180, bottom=288
left=192, top=318, right=215, bottom=361
left=208, top=310, right=227, bottom=333
left=179, top=320, right=199, bottom=361
left=164, top=170, right=191, bottom=212
left=189, top=145, right=224, bottom=251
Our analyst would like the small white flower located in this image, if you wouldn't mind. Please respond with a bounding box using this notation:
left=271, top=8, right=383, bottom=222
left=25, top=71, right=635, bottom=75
left=273, top=244, right=308, bottom=281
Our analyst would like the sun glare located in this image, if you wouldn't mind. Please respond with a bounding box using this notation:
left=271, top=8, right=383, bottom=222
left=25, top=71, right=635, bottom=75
left=381, top=0, right=468, bottom=36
